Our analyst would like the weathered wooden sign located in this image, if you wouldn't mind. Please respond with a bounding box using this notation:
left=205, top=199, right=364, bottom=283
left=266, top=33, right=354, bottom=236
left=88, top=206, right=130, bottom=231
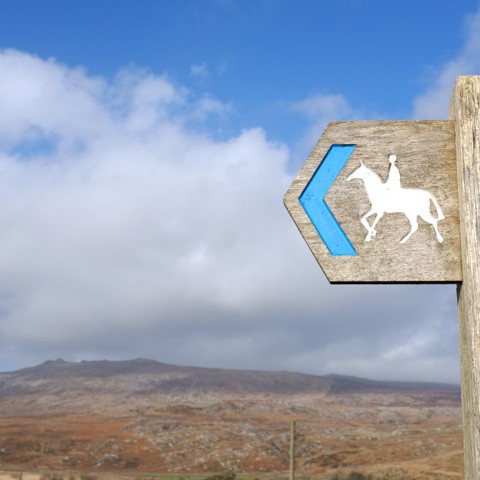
left=284, top=120, right=461, bottom=283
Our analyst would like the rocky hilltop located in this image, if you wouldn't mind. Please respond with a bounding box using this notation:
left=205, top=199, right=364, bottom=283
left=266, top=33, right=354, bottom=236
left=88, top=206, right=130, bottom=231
left=0, top=357, right=460, bottom=396
left=0, top=359, right=463, bottom=479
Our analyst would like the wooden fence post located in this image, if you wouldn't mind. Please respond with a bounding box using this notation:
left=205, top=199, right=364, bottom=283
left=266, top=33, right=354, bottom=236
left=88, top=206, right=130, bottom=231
left=450, top=75, right=480, bottom=479
left=289, top=420, right=296, bottom=480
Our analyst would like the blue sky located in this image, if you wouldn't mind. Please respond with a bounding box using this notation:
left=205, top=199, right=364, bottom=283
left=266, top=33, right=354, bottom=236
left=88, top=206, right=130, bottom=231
left=1, top=0, right=475, bottom=147
left=0, top=0, right=477, bottom=382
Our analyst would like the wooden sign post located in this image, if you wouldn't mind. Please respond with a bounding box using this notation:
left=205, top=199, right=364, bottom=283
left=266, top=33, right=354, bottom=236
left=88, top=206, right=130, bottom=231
left=450, top=76, right=480, bottom=479
left=284, top=75, right=480, bottom=478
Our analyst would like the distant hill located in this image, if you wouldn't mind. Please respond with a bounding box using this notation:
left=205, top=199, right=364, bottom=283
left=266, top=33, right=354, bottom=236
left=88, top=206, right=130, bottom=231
left=0, top=357, right=460, bottom=397
left=0, top=358, right=463, bottom=477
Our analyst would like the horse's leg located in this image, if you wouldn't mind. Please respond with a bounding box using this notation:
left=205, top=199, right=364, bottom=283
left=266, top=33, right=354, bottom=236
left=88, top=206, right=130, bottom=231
left=361, top=209, right=375, bottom=241
left=369, top=212, right=384, bottom=238
left=400, top=214, right=418, bottom=244
left=419, top=211, right=444, bottom=243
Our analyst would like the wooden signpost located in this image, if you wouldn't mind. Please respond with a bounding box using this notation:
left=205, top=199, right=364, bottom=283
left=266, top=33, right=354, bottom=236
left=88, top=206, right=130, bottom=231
left=284, top=76, right=480, bottom=478
left=284, top=121, right=461, bottom=283
left=450, top=76, right=480, bottom=479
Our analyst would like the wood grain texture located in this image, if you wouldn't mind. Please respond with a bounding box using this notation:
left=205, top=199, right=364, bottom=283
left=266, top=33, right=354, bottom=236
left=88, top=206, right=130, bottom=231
left=284, top=120, right=461, bottom=283
left=450, top=76, right=480, bottom=480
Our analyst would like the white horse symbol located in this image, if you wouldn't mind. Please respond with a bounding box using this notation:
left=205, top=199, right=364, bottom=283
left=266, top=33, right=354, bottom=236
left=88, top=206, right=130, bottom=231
left=347, top=160, right=445, bottom=244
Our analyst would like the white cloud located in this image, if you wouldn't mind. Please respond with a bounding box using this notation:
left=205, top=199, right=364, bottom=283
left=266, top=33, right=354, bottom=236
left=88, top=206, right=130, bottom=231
left=191, top=94, right=233, bottom=119
left=290, top=93, right=361, bottom=166
left=413, top=7, right=480, bottom=118
left=292, top=93, right=355, bottom=120
left=191, top=62, right=209, bottom=79
left=0, top=50, right=110, bottom=146
left=0, top=49, right=306, bottom=366
left=0, top=49, right=461, bottom=384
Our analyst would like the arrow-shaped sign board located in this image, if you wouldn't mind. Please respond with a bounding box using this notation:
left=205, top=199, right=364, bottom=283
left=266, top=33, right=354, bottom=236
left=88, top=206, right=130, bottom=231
left=284, top=120, right=461, bottom=283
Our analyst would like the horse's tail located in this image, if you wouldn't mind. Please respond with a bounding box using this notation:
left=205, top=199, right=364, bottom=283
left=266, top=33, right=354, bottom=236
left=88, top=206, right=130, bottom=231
left=429, top=193, right=445, bottom=221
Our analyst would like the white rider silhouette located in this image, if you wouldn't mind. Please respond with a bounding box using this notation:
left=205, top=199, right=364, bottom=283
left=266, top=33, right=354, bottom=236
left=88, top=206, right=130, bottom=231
left=347, top=155, right=445, bottom=244
left=385, top=154, right=400, bottom=190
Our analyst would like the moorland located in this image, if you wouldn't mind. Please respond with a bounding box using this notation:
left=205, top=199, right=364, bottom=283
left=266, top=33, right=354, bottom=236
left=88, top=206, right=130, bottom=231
left=0, top=358, right=463, bottom=479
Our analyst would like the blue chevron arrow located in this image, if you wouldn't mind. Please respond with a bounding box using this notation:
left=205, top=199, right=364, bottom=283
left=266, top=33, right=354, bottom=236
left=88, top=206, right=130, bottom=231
left=299, top=144, right=358, bottom=256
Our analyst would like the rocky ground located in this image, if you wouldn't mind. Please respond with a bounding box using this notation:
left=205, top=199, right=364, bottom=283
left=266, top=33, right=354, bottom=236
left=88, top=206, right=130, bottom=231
left=0, top=359, right=463, bottom=479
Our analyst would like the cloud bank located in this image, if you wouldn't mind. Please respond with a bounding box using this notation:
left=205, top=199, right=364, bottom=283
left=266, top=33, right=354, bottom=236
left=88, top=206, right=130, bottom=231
left=0, top=49, right=459, bottom=383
